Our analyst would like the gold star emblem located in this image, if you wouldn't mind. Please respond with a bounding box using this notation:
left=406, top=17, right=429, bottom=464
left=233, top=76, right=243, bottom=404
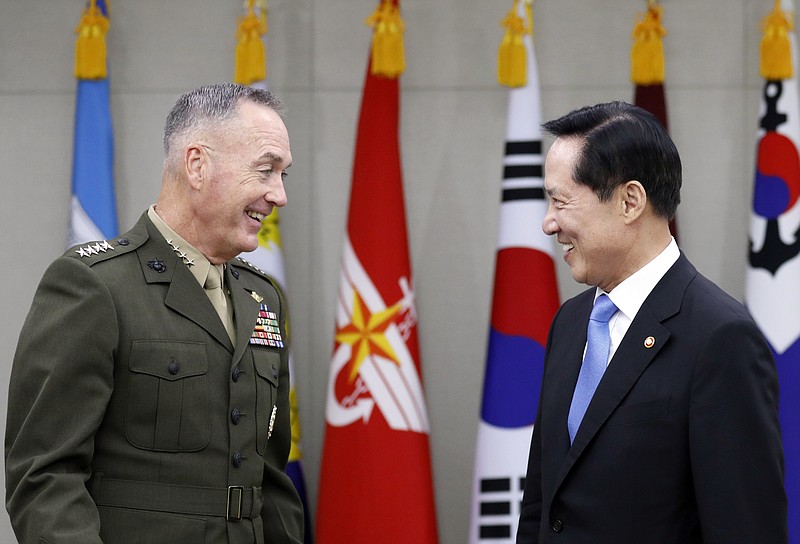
left=335, top=290, right=402, bottom=383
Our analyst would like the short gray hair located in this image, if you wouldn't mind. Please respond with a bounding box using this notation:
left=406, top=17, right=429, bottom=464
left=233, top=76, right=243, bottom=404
left=163, top=82, right=284, bottom=159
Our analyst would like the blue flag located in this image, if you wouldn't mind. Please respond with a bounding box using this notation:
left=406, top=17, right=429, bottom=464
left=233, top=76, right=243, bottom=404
left=68, top=0, right=117, bottom=248
left=747, top=1, right=800, bottom=540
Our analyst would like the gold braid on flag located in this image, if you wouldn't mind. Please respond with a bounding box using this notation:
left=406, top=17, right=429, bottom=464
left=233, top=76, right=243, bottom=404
left=74, top=0, right=110, bottom=79
left=365, top=0, right=406, bottom=78
left=235, top=0, right=268, bottom=85
left=631, top=0, right=666, bottom=85
left=497, top=0, right=533, bottom=88
left=761, top=0, right=794, bottom=80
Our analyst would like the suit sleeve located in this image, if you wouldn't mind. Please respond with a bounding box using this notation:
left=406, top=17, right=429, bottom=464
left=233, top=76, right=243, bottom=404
left=518, top=308, right=563, bottom=543
left=689, top=316, right=787, bottom=543
left=5, top=257, right=116, bottom=544
left=259, top=279, right=305, bottom=544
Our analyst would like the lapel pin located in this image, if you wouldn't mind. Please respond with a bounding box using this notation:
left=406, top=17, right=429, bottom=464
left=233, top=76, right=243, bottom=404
left=644, top=336, right=656, bottom=349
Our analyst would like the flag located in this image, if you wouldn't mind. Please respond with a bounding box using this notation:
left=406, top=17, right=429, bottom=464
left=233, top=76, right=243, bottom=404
left=316, top=1, right=438, bottom=542
left=68, top=0, right=117, bottom=248
left=630, top=1, right=678, bottom=240
left=469, top=2, right=559, bottom=542
left=245, top=212, right=315, bottom=544
left=234, top=3, right=315, bottom=542
left=747, top=1, right=800, bottom=541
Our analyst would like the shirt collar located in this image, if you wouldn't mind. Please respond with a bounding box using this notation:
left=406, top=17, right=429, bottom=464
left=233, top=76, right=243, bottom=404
left=147, top=205, right=218, bottom=289
left=597, top=237, right=680, bottom=322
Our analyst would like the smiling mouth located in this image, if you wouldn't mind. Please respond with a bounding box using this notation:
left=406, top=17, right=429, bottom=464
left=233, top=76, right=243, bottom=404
left=246, top=210, right=267, bottom=222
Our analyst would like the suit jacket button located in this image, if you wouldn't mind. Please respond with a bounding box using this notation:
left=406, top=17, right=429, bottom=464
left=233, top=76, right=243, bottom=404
left=167, top=361, right=180, bottom=375
left=551, top=520, right=563, bottom=533
left=232, top=451, right=243, bottom=468
left=231, top=408, right=241, bottom=424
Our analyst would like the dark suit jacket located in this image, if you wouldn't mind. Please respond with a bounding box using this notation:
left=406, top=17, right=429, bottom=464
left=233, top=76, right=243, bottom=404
left=6, top=213, right=304, bottom=544
left=517, top=254, right=787, bottom=543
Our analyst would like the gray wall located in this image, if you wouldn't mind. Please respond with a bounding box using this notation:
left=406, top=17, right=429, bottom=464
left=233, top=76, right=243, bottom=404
left=0, top=0, right=767, bottom=542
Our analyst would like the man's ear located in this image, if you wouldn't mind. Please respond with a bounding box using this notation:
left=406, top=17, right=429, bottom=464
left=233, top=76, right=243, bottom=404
left=620, top=180, right=647, bottom=224
left=185, top=144, right=205, bottom=190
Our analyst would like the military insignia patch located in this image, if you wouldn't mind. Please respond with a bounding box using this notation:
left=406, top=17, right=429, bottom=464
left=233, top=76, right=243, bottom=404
left=76, top=240, right=114, bottom=257
left=249, top=304, right=285, bottom=348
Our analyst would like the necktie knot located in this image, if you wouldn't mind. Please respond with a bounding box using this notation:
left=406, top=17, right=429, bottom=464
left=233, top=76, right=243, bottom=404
left=590, top=294, right=618, bottom=324
left=205, top=265, right=222, bottom=290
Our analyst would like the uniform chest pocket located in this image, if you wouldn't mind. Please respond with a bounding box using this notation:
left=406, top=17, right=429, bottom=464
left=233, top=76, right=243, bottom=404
left=125, top=340, right=211, bottom=452
left=252, top=349, right=280, bottom=456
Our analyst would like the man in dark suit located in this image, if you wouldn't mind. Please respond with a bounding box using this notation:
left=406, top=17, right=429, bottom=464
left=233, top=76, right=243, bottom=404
left=6, top=83, right=303, bottom=543
left=517, top=101, right=787, bottom=543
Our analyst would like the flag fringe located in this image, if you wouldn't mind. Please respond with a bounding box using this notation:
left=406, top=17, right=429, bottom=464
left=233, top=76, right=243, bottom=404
left=497, top=0, right=532, bottom=88
left=760, top=0, right=794, bottom=80
left=235, top=0, right=268, bottom=85
left=631, top=2, right=666, bottom=85
left=74, top=0, right=109, bottom=80
left=365, top=0, right=405, bottom=78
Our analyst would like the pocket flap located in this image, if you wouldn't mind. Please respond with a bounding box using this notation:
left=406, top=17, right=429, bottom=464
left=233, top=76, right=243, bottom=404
left=253, top=350, right=280, bottom=387
left=129, top=340, right=208, bottom=381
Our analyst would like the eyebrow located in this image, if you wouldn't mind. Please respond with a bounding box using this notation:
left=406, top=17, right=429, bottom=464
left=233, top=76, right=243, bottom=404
left=259, top=152, right=292, bottom=169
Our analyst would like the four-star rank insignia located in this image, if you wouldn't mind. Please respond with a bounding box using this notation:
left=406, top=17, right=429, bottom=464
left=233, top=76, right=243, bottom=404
left=249, top=304, right=284, bottom=348
left=76, top=240, right=114, bottom=257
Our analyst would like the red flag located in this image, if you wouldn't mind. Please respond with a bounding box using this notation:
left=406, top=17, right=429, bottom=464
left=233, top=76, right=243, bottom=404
left=316, top=2, right=439, bottom=542
left=631, top=2, right=678, bottom=240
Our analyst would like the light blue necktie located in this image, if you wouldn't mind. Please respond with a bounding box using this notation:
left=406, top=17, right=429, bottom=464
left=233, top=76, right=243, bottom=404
left=568, top=294, right=618, bottom=444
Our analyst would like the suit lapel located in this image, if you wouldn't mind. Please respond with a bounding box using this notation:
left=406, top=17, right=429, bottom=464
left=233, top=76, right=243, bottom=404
left=227, top=265, right=261, bottom=368
left=552, top=254, right=697, bottom=490
left=137, top=217, right=234, bottom=352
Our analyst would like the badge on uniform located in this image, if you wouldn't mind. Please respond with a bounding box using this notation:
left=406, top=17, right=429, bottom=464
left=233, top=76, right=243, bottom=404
left=249, top=303, right=285, bottom=348
left=267, top=405, right=277, bottom=441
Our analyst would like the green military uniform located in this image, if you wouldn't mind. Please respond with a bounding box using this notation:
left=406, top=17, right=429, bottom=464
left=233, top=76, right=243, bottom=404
left=5, top=212, right=304, bottom=544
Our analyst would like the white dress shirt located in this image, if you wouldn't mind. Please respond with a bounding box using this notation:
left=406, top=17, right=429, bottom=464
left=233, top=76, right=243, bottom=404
left=595, top=237, right=680, bottom=366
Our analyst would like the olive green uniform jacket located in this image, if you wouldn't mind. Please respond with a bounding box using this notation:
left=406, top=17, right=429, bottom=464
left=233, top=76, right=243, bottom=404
left=5, top=213, right=304, bottom=544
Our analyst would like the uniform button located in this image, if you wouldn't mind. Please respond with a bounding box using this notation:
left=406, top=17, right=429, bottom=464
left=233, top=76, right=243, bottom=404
left=551, top=520, right=563, bottom=533
left=232, top=451, right=243, bottom=468
left=232, top=366, right=241, bottom=382
left=231, top=408, right=241, bottom=424
left=272, top=365, right=279, bottom=379
left=167, top=361, right=180, bottom=375
left=118, top=238, right=129, bottom=246
left=231, top=269, right=240, bottom=279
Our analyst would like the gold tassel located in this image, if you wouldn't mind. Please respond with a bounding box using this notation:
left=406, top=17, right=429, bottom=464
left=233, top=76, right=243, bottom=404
left=365, top=0, right=405, bottom=78
left=497, top=0, right=530, bottom=88
left=235, top=0, right=268, bottom=85
left=760, top=0, right=793, bottom=80
left=74, top=0, right=110, bottom=80
left=631, top=1, right=666, bottom=85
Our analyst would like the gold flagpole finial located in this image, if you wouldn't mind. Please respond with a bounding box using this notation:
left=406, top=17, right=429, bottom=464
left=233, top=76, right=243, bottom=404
left=630, top=1, right=666, bottom=85
left=760, top=0, right=794, bottom=80
left=497, top=0, right=530, bottom=87
left=74, top=0, right=110, bottom=80
left=235, top=0, right=268, bottom=84
left=365, top=0, right=406, bottom=78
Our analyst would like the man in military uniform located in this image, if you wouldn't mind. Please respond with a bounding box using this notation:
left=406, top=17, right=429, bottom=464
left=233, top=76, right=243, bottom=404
left=5, top=83, right=304, bottom=544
